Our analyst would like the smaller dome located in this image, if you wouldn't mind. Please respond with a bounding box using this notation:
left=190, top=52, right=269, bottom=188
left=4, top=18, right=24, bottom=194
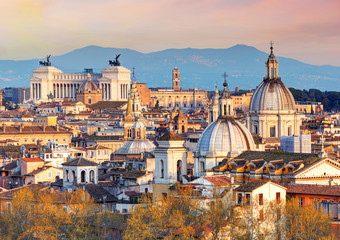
left=196, top=116, right=255, bottom=158
left=79, top=74, right=100, bottom=92
left=132, top=120, right=145, bottom=129
left=115, top=139, right=156, bottom=154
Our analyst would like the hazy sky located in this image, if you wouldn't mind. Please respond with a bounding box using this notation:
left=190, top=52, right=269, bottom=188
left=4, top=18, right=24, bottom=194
left=1, top=0, right=340, bottom=66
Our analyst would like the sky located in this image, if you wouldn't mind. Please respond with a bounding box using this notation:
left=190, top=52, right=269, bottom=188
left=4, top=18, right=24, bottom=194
left=1, top=0, right=340, bottom=66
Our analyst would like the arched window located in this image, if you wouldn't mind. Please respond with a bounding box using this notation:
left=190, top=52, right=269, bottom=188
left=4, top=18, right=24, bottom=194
left=224, top=105, right=227, bottom=115
left=65, top=170, right=69, bottom=182
left=72, top=170, right=76, bottom=183
left=181, top=125, right=185, bottom=133
left=90, top=170, right=95, bottom=183
left=200, top=161, right=205, bottom=175
left=128, top=129, right=132, bottom=138
left=160, top=160, right=164, bottom=179
left=177, top=160, right=182, bottom=182
left=81, top=170, right=86, bottom=183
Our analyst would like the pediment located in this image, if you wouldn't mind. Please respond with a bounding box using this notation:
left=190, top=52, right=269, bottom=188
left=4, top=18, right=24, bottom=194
left=295, top=159, right=340, bottom=178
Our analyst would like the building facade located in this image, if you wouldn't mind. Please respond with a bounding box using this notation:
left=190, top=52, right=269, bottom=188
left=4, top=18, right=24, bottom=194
left=150, top=67, right=207, bottom=110
left=247, top=46, right=301, bottom=139
left=29, top=61, right=131, bottom=103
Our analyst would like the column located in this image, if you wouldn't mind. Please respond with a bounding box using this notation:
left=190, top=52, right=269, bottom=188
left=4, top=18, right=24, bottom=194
left=120, top=84, right=122, bottom=99
left=60, top=84, right=62, bottom=98
left=32, top=84, right=35, bottom=100
left=35, top=84, right=38, bottom=100
left=108, top=84, right=111, bottom=100
left=39, top=84, right=41, bottom=99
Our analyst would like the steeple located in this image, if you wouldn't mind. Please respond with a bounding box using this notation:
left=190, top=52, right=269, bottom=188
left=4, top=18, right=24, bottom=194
left=219, top=72, right=234, bottom=117
left=126, top=96, right=133, bottom=116
left=265, top=41, right=279, bottom=80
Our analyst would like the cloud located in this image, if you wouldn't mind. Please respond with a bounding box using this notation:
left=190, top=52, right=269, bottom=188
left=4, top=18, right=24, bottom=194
left=0, top=77, right=12, bottom=82
left=0, top=0, right=339, bottom=65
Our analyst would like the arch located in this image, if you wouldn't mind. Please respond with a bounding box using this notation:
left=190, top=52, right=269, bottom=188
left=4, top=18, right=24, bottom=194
left=177, top=160, right=182, bottom=181
left=90, top=170, right=95, bottom=183
left=71, top=170, right=76, bottom=183
left=65, top=170, right=69, bottom=181
left=160, top=160, right=164, bottom=179
left=81, top=170, right=86, bottom=183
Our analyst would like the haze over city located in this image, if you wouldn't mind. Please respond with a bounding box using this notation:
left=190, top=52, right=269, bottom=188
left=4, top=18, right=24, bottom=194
left=1, top=0, right=340, bottom=66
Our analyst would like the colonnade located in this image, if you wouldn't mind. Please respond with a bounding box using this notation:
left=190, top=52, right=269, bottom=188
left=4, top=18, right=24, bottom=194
left=120, top=83, right=129, bottom=100
left=101, top=83, right=111, bottom=100
left=53, top=83, right=80, bottom=100
left=31, top=83, right=41, bottom=100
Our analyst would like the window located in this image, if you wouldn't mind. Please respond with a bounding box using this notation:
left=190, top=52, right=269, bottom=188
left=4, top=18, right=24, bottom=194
left=276, top=192, right=281, bottom=202
left=270, top=126, right=276, bottom=137
left=81, top=170, right=86, bottom=183
left=161, top=193, right=167, bottom=199
left=259, top=193, right=263, bottom=205
left=160, top=160, right=164, bottom=179
left=238, top=193, right=243, bottom=204
left=48, top=172, right=52, bottom=178
left=259, top=209, right=264, bottom=221
left=298, top=197, right=304, bottom=207
left=66, top=170, right=69, bottom=181
left=245, top=194, right=250, bottom=205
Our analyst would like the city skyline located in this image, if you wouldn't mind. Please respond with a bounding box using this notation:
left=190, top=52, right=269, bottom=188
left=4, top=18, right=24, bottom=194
left=1, top=0, right=340, bottom=66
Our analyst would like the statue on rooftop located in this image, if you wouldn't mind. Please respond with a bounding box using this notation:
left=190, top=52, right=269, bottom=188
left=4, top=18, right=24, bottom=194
left=109, top=54, right=121, bottom=66
left=39, top=54, right=52, bottom=66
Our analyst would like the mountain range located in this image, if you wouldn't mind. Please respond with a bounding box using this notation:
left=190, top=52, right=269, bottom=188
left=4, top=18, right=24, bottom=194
left=0, top=44, right=339, bottom=91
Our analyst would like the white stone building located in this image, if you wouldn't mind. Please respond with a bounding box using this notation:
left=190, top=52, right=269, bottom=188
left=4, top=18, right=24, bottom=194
left=194, top=80, right=256, bottom=177
left=247, top=46, right=301, bottom=139
left=62, top=157, right=98, bottom=188
left=29, top=61, right=131, bottom=103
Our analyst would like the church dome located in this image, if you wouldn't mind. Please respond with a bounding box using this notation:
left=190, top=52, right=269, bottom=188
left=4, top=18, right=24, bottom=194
left=196, top=116, right=255, bottom=158
left=79, top=74, right=100, bottom=92
left=115, top=139, right=156, bottom=155
left=132, top=119, right=145, bottom=129
left=249, top=45, right=296, bottom=114
left=249, top=78, right=296, bottom=113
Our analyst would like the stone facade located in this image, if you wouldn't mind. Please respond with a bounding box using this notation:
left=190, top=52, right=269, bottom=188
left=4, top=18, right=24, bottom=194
left=29, top=64, right=131, bottom=103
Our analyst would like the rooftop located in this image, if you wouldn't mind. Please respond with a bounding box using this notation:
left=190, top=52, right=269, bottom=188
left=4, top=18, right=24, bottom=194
left=62, top=157, right=98, bottom=167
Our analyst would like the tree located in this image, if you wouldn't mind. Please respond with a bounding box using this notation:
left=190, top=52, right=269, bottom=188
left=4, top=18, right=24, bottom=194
left=0, top=185, right=120, bottom=239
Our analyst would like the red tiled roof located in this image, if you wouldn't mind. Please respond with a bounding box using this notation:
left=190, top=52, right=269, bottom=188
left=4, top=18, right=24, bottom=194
left=282, top=184, right=340, bottom=197
left=125, top=191, right=139, bottom=197
left=235, top=180, right=270, bottom=192
left=22, top=158, right=44, bottom=162
left=204, top=176, right=231, bottom=186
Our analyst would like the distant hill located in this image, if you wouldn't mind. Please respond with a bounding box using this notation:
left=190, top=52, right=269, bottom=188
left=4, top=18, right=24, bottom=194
left=0, top=44, right=340, bottom=91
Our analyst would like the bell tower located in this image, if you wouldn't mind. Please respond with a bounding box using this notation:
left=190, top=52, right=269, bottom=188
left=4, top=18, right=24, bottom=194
left=265, top=41, right=279, bottom=80
left=172, top=66, right=180, bottom=91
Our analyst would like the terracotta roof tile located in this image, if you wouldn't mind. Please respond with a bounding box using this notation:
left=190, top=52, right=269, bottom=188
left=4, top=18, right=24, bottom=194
left=282, top=184, right=340, bottom=197
left=22, top=158, right=44, bottom=162
left=159, top=131, right=184, bottom=141
left=235, top=180, right=270, bottom=192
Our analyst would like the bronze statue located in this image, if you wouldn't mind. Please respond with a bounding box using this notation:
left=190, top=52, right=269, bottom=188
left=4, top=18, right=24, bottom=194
left=39, top=55, right=52, bottom=66
left=109, top=54, right=121, bottom=66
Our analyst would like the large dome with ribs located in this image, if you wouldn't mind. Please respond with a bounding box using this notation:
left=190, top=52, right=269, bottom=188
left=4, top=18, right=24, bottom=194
left=249, top=78, right=296, bottom=114
left=196, top=116, right=255, bottom=158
